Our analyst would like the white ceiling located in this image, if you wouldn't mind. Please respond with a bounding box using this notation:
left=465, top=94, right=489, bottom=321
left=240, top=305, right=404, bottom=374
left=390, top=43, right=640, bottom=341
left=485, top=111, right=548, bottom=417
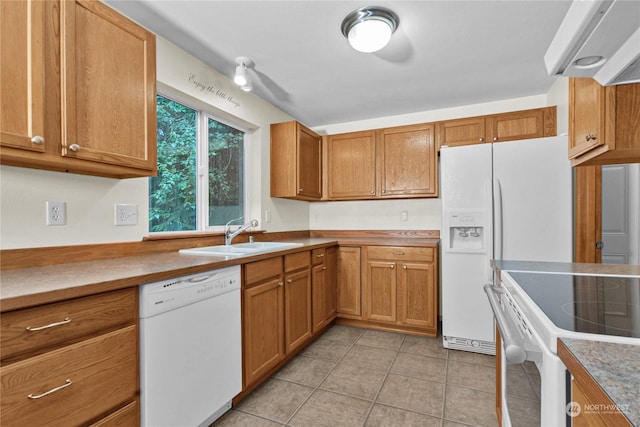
left=106, top=0, right=572, bottom=127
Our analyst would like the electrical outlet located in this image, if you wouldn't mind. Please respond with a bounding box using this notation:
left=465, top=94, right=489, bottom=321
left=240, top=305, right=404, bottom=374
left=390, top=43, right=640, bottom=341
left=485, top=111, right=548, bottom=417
left=115, top=204, right=138, bottom=226
left=46, top=201, right=66, bottom=226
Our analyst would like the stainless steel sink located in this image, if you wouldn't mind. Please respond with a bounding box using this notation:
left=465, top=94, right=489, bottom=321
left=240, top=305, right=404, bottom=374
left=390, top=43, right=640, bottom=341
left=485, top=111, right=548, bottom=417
left=179, top=241, right=304, bottom=257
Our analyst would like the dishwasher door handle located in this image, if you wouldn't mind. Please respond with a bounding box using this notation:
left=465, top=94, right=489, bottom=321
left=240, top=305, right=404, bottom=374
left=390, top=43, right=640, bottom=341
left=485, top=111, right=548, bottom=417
left=483, top=283, right=527, bottom=365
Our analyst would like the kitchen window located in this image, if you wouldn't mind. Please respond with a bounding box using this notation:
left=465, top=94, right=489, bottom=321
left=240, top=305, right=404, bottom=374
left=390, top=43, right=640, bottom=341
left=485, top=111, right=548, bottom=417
left=150, top=94, right=246, bottom=232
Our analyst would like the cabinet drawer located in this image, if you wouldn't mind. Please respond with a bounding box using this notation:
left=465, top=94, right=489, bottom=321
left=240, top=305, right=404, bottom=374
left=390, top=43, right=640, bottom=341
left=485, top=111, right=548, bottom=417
left=244, top=256, right=283, bottom=286
left=91, top=399, right=138, bottom=426
left=0, top=326, right=137, bottom=427
left=284, top=251, right=310, bottom=273
left=1, top=288, right=136, bottom=362
left=367, top=246, right=434, bottom=262
left=311, top=248, right=326, bottom=266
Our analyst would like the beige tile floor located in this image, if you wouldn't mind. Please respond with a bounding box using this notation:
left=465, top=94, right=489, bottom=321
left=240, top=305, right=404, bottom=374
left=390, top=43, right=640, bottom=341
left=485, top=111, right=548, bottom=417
left=213, top=325, right=538, bottom=427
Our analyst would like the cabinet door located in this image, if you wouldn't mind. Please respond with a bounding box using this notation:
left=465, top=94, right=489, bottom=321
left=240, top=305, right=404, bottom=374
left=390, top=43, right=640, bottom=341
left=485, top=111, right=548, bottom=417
left=569, top=78, right=607, bottom=159
left=311, top=263, right=327, bottom=333
left=243, top=278, right=284, bottom=387
left=486, top=108, right=547, bottom=143
left=398, top=262, right=436, bottom=330
left=324, top=246, right=337, bottom=321
left=337, top=246, right=362, bottom=317
left=364, top=260, right=397, bottom=323
left=298, top=124, right=322, bottom=198
left=379, top=124, right=437, bottom=197
left=0, top=0, right=45, bottom=152
left=284, top=269, right=312, bottom=354
left=327, top=131, right=377, bottom=199
left=60, top=0, right=156, bottom=171
left=436, top=117, right=486, bottom=149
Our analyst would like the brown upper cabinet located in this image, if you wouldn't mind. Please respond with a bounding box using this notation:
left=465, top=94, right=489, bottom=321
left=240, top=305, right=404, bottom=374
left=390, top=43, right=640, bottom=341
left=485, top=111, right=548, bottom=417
left=326, top=130, right=377, bottom=199
left=0, top=0, right=157, bottom=178
left=436, top=106, right=557, bottom=150
left=379, top=123, right=437, bottom=198
left=325, top=124, right=437, bottom=200
left=436, top=117, right=486, bottom=148
left=569, top=78, right=640, bottom=167
left=270, top=121, right=323, bottom=200
left=0, top=0, right=45, bottom=154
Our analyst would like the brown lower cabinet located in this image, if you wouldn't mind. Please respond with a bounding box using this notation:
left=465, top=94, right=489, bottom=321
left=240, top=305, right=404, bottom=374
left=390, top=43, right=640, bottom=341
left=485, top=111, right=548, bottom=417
left=0, top=288, right=139, bottom=426
left=312, top=247, right=337, bottom=333
left=336, top=244, right=438, bottom=337
left=242, top=248, right=336, bottom=390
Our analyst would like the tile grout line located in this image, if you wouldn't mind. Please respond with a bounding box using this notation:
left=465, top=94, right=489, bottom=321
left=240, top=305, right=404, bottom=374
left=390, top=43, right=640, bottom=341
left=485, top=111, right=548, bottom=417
left=282, top=328, right=366, bottom=426
left=360, top=333, right=408, bottom=427
left=440, top=347, right=449, bottom=427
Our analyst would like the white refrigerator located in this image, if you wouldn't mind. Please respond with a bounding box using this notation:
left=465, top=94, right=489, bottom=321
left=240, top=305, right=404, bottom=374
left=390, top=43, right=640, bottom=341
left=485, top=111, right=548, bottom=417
left=441, top=135, right=573, bottom=354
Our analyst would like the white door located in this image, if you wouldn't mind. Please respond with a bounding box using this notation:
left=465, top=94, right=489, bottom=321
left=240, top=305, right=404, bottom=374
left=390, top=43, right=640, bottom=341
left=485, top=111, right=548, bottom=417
left=602, top=164, right=640, bottom=265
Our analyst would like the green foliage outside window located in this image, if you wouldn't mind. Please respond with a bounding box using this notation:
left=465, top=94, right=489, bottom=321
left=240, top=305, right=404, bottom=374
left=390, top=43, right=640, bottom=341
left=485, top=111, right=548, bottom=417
left=150, top=95, right=244, bottom=232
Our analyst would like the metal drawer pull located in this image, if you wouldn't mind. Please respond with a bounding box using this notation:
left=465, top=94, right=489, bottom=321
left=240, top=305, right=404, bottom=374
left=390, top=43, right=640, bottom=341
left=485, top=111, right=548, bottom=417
left=390, top=264, right=395, bottom=269
left=393, top=252, right=405, bottom=255
left=26, top=317, right=71, bottom=331
left=315, top=254, right=324, bottom=257
left=28, top=379, right=72, bottom=399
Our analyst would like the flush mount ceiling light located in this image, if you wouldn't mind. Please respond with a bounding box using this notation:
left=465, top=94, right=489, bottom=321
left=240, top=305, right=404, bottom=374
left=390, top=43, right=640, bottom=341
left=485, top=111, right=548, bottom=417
left=234, top=57, right=255, bottom=91
left=341, top=6, right=399, bottom=53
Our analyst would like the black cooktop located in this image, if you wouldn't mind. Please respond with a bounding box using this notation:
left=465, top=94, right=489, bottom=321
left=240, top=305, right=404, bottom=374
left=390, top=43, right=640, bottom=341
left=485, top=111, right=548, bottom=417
left=508, top=272, right=640, bottom=338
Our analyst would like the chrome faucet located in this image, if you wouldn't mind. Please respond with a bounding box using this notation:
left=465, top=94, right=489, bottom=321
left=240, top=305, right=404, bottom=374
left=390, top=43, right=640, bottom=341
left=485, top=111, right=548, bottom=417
left=224, top=217, right=259, bottom=246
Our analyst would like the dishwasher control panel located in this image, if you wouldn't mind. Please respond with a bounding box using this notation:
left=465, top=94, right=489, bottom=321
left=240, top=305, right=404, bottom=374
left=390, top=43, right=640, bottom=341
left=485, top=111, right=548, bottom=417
left=139, top=265, right=240, bottom=318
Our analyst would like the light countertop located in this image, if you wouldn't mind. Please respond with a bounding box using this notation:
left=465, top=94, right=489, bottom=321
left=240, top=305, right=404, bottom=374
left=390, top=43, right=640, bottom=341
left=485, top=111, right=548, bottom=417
left=560, top=338, right=639, bottom=426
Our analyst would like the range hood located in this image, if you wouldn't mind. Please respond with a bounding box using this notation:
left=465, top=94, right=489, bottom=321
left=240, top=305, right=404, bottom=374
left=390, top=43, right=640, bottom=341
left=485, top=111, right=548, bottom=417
left=544, top=0, right=640, bottom=86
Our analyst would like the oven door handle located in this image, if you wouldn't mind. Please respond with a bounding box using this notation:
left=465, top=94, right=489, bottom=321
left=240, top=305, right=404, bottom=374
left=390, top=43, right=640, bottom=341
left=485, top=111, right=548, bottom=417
left=483, top=283, right=527, bottom=364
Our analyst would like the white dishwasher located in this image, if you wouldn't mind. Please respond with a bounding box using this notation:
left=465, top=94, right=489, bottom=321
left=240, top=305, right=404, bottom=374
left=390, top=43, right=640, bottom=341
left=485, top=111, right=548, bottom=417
left=139, top=265, right=241, bottom=427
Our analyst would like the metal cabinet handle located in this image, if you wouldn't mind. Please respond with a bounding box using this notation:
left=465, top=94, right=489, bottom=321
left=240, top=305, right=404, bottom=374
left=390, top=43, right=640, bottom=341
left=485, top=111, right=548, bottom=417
left=28, top=379, right=72, bottom=399
left=493, top=137, right=498, bottom=142
left=403, top=265, right=407, bottom=270
left=278, top=281, right=284, bottom=287
left=69, top=144, right=80, bottom=152
left=370, top=190, right=375, bottom=194
left=585, top=134, right=597, bottom=142
left=287, top=278, right=292, bottom=283
left=323, top=266, right=327, bottom=270
left=479, top=137, right=484, bottom=142
left=393, top=252, right=405, bottom=256
left=31, top=135, right=45, bottom=144
left=298, top=188, right=303, bottom=193
left=315, top=253, right=324, bottom=258
left=382, top=190, right=386, bottom=194
left=26, top=317, right=71, bottom=331
left=390, top=264, right=395, bottom=269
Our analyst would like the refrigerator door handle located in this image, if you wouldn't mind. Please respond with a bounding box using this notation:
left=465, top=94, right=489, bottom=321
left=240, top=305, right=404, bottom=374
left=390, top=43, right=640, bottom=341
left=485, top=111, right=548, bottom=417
left=493, top=178, right=503, bottom=261
left=485, top=179, right=494, bottom=281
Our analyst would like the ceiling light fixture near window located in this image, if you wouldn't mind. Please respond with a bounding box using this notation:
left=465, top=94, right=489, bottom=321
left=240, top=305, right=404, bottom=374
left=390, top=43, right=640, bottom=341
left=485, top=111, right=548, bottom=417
left=341, top=6, right=399, bottom=53
left=234, top=57, right=255, bottom=91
